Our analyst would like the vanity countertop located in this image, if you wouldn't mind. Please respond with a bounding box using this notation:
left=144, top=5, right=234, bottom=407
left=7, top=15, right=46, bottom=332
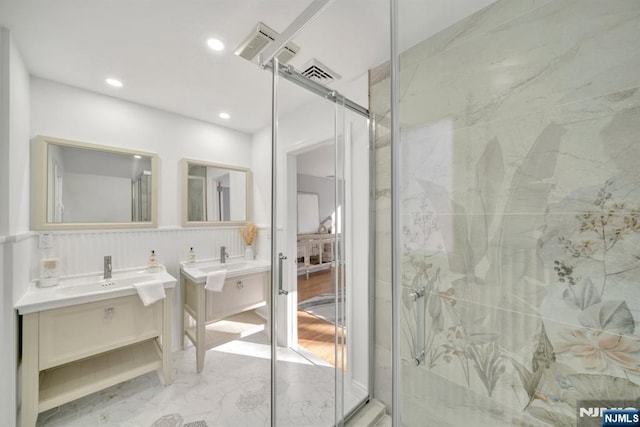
left=15, top=266, right=176, bottom=315
left=180, top=257, right=270, bottom=284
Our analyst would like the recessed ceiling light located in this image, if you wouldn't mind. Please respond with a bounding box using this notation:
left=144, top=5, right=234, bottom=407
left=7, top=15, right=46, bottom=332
left=219, top=112, right=230, bottom=119
left=133, top=155, right=142, bottom=159
left=207, top=38, right=225, bottom=51
left=105, top=78, right=123, bottom=88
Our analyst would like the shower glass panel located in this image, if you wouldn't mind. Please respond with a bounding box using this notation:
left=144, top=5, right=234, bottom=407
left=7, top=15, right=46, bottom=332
left=270, top=63, right=346, bottom=426
left=387, top=0, right=640, bottom=425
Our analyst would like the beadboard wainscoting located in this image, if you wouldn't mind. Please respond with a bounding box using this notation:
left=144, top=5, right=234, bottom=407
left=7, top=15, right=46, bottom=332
left=39, top=227, right=247, bottom=277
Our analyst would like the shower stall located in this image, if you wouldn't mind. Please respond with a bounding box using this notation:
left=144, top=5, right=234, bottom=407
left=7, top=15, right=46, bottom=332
left=379, top=0, right=640, bottom=425
left=264, top=0, right=640, bottom=425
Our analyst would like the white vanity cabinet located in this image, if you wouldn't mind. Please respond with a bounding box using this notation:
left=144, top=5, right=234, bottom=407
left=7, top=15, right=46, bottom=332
left=205, top=273, right=265, bottom=320
left=16, top=269, right=176, bottom=427
left=181, top=259, right=270, bottom=373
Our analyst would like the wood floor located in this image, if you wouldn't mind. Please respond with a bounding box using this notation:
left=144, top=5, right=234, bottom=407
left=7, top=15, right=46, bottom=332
left=297, top=267, right=335, bottom=301
left=297, top=268, right=346, bottom=369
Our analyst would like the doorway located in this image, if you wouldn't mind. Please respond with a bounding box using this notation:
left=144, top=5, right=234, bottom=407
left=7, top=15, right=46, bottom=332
left=294, top=142, right=343, bottom=367
left=269, top=62, right=372, bottom=425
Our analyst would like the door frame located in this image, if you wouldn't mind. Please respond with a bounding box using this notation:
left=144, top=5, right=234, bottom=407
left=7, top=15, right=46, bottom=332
left=278, top=118, right=370, bottom=401
left=281, top=138, right=335, bottom=349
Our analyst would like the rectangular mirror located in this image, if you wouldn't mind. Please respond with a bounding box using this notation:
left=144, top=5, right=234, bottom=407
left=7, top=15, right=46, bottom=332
left=181, top=158, right=251, bottom=226
left=32, top=135, right=158, bottom=230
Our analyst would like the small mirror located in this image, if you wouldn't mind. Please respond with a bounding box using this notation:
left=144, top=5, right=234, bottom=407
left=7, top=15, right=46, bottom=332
left=181, top=158, right=251, bottom=226
left=32, top=135, right=158, bottom=230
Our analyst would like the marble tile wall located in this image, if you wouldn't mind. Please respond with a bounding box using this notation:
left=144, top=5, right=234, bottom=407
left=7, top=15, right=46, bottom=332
left=371, top=0, right=640, bottom=425
left=370, top=64, right=393, bottom=411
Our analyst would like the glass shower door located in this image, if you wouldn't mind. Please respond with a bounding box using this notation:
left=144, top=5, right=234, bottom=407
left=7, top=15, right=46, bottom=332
left=269, top=59, right=347, bottom=426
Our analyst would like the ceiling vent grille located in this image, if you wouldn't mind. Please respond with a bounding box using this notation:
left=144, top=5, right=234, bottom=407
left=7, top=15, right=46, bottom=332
left=234, top=22, right=299, bottom=64
left=301, top=59, right=341, bottom=84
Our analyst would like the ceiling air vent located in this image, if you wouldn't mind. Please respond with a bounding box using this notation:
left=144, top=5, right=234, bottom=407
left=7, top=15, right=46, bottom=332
left=301, top=59, right=341, bottom=85
left=234, top=22, right=299, bottom=64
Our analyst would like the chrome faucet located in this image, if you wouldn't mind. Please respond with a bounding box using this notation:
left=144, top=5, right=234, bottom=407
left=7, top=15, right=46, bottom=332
left=220, top=246, right=229, bottom=264
left=103, top=255, right=112, bottom=279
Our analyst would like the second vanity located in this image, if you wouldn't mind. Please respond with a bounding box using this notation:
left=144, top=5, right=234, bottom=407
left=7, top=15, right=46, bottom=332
left=180, top=258, right=270, bottom=372
left=16, top=266, right=176, bottom=427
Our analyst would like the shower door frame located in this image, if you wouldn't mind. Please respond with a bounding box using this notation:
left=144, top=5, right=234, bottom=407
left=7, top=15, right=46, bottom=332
left=268, top=57, right=375, bottom=425
left=264, top=3, right=375, bottom=423
left=390, top=0, right=400, bottom=426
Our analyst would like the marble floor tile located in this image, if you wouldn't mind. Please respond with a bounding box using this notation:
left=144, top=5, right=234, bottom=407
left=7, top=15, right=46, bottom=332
left=36, top=333, right=366, bottom=427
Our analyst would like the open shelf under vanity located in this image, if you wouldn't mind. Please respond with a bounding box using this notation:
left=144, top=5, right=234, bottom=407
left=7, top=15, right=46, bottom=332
left=38, top=339, right=163, bottom=412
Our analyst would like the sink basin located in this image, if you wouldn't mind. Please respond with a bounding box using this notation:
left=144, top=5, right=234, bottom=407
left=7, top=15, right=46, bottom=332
left=54, top=274, right=158, bottom=296
left=199, top=262, right=251, bottom=273
left=181, top=258, right=270, bottom=283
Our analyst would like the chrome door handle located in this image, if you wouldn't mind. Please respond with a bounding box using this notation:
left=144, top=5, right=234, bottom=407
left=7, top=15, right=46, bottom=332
left=278, top=253, right=288, bottom=295
left=411, top=286, right=426, bottom=366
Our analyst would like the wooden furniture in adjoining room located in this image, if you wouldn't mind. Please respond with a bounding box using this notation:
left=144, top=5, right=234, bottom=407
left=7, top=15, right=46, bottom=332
left=296, top=233, right=339, bottom=279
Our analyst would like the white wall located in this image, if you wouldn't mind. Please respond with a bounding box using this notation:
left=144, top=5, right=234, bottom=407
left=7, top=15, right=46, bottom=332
left=0, top=29, right=9, bottom=236
left=251, top=73, right=371, bottom=393
left=31, top=77, right=252, bottom=227
left=0, top=27, right=31, bottom=427
left=0, top=36, right=8, bottom=426
left=0, top=28, right=12, bottom=425
left=296, top=142, right=334, bottom=178
left=9, top=30, right=32, bottom=315
left=297, top=173, right=335, bottom=227
left=8, top=35, right=30, bottom=235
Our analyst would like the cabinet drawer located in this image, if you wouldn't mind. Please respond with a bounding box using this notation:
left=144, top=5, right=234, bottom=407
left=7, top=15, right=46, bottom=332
left=39, top=295, right=162, bottom=370
left=207, top=273, right=266, bottom=321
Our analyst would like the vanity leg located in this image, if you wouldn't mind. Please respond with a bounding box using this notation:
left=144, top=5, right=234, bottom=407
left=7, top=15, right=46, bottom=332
left=162, top=288, right=174, bottom=385
left=21, top=314, right=39, bottom=427
left=182, top=276, right=188, bottom=350
left=265, top=273, right=272, bottom=340
left=196, top=284, right=206, bottom=373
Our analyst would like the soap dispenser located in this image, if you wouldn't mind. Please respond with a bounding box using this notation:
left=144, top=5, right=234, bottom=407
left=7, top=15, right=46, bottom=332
left=39, top=250, right=60, bottom=288
left=187, top=247, right=196, bottom=264
left=148, top=250, right=158, bottom=271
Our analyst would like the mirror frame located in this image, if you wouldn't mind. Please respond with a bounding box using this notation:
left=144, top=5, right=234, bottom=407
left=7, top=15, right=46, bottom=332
left=32, top=135, right=159, bottom=230
left=180, top=158, right=252, bottom=227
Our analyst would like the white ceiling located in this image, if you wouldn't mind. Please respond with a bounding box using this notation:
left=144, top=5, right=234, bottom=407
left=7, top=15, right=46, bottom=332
left=0, top=0, right=496, bottom=135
